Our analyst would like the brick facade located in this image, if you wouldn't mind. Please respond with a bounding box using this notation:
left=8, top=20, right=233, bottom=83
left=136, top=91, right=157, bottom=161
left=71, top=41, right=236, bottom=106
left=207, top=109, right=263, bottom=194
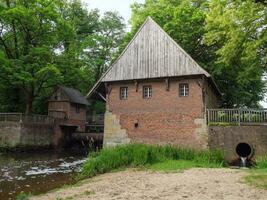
left=104, top=76, right=218, bottom=149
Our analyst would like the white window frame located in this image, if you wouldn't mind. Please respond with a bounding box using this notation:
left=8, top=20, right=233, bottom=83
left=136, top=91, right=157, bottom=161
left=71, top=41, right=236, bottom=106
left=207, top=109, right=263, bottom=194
left=179, top=83, right=189, bottom=97
left=143, top=86, right=152, bottom=99
left=120, top=87, right=128, bottom=100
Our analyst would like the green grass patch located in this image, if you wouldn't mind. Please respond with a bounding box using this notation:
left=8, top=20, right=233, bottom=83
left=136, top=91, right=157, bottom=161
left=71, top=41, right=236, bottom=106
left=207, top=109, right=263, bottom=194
left=245, top=169, right=267, bottom=189
left=148, top=160, right=200, bottom=171
left=148, top=159, right=222, bottom=172
left=244, top=156, right=267, bottom=189
left=208, top=122, right=239, bottom=126
left=16, top=192, right=31, bottom=200
left=81, top=144, right=225, bottom=178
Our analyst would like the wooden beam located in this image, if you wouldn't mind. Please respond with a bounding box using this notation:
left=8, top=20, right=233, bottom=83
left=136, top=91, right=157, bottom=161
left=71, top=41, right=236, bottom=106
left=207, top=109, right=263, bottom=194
left=165, top=78, right=169, bottom=91
left=134, top=80, right=138, bottom=92
left=104, top=83, right=108, bottom=94
left=97, top=92, right=107, bottom=102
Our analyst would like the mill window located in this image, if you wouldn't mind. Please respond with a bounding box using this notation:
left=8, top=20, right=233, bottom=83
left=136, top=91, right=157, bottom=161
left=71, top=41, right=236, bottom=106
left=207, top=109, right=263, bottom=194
left=143, top=86, right=152, bottom=99
left=120, top=87, right=128, bottom=100
left=179, top=83, right=189, bottom=97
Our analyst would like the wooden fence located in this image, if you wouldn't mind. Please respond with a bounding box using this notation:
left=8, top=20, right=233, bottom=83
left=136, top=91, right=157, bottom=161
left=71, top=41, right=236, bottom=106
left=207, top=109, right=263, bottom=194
left=0, top=113, right=54, bottom=124
left=207, top=109, right=267, bottom=125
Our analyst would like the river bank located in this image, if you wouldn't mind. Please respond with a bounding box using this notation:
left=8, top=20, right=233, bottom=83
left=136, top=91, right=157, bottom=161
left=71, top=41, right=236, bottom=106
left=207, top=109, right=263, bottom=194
left=31, top=168, right=267, bottom=200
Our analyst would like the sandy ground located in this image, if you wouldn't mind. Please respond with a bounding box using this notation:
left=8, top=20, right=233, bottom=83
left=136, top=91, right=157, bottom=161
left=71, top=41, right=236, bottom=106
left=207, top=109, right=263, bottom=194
left=31, top=168, right=267, bottom=200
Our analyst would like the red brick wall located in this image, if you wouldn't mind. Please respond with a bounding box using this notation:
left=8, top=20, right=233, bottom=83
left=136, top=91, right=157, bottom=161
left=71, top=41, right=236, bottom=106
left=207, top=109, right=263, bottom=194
left=106, top=77, right=211, bottom=149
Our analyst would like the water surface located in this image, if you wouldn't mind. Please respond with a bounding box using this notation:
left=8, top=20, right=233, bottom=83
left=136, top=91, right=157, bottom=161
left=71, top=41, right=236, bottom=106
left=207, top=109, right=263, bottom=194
left=0, top=149, right=88, bottom=200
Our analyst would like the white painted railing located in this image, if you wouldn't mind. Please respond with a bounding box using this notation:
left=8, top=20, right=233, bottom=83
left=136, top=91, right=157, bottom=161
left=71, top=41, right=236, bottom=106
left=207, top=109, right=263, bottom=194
left=207, top=109, right=267, bottom=125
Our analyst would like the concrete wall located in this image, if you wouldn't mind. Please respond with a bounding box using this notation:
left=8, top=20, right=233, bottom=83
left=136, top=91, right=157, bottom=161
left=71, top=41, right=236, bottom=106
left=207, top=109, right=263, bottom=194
left=0, top=122, right=21, bottom=147
left=0, top=122, right=54, bottom=149
left=209, top=126, right=267, bottom=162
left=104, top=77, right=212, bottom=149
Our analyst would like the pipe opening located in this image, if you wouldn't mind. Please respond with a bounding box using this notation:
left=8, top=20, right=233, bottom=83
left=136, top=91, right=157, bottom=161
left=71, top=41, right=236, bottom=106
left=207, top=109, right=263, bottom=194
left=236, top=143, right=252, bottom=157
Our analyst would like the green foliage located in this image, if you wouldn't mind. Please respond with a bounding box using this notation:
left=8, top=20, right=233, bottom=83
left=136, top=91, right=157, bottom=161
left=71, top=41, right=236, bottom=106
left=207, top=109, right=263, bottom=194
left=205, top=0, right=267, bottom=107
left=16, top=192, right=31, bottom=200
left=148, top=159, right=221, bottom=172
left=244, top=156, right=267, bottom=189
left=130, top=0, right=267, bottom=107
left=81, top=144, right=225, bottom=178
left=208, top=122, right=239, bottom=126
left=0, top=0, right=125, bottom=114
left=255, top=156, right=267, bottom=169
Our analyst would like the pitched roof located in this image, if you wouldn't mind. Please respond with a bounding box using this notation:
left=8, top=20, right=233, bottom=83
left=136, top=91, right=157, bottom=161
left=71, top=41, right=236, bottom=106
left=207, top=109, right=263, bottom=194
left=87, top=17, right=218, bottom=98
left=59, top=86, right=88, bottom=105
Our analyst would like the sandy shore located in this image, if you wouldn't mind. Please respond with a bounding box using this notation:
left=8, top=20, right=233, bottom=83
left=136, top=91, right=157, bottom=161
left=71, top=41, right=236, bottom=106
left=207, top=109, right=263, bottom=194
left=31, top=168, right=267, bottom=200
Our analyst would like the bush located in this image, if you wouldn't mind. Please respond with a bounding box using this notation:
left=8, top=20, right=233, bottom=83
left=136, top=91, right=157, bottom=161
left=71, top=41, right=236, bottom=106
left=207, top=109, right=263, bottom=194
left=255, top=156, right=267, bottom=169
left=81, top=144, right=225, bottom=178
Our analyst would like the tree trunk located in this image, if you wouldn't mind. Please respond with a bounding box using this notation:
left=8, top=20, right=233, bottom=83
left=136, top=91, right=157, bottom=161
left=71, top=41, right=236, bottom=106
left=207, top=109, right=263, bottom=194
left=25, top=91, right=34, bottom=114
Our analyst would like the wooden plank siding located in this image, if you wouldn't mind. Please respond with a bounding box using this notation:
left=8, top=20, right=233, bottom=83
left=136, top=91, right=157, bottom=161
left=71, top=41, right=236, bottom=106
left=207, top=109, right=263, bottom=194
left=102, top=17, right=210, bottom=82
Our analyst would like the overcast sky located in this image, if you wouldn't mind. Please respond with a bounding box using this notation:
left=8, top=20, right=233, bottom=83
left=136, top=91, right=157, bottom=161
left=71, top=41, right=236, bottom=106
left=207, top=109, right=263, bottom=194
left=82, top=0, right=145, bottom=25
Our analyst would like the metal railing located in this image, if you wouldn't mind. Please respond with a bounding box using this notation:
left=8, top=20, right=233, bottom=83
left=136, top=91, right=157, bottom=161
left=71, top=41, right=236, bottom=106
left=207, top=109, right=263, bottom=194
left=86, top=114, right=104, bottom=133
left=0, top=113, right=54, bottom=124
left=207, top=109, right=267, bottom=125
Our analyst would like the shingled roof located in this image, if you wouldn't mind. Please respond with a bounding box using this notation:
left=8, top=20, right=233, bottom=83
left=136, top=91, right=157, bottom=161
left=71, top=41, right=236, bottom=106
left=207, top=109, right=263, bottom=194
left=59, top=86, right=88, bottom=105
left=87, top=17, right=219, bottom=98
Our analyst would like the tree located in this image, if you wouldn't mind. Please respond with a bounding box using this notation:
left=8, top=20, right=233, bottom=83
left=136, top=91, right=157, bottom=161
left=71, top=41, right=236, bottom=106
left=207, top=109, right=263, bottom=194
left=82, top=11, right=125, bottom=82
left=0, top=0, right=67, bottom=113
left=0, top=0, right=125, bottom=114
left=130, top=0, right=267, bottom=107
left=205, top=0, right=267, bottom=107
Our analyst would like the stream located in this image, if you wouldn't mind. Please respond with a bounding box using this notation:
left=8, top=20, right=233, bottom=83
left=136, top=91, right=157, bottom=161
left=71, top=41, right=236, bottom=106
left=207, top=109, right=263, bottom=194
left=0, top=148, right=88, bottom=200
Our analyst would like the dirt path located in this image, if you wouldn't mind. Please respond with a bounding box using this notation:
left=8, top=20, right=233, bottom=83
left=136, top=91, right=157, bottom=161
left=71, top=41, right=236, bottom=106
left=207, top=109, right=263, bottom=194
left=31, top=168, right=267, bottom=200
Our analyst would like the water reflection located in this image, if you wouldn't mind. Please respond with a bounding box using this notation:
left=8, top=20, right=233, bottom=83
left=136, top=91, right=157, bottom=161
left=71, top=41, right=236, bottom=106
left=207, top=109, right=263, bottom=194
left=0, top=149, right=87, bottom=200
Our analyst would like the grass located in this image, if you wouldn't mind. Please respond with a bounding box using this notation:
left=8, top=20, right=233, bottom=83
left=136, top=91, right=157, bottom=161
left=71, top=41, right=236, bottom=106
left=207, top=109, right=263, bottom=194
left=148, top=159, right=222, bottom=172
left=81, top=144, right=225, bottom=178
left=16, top=192, right=31, bottom=200
left=245, top=169, right=267, bottom=189
left=244, top=156, right=267, bottom=189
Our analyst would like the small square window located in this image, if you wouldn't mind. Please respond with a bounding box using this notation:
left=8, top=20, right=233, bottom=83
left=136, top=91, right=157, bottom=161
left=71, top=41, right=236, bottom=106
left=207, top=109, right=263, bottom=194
left=120, top=87, right=128, bottom=100
left=179, top=83, right=189, bottom=97
left=143, top=86, right=152, bottom=99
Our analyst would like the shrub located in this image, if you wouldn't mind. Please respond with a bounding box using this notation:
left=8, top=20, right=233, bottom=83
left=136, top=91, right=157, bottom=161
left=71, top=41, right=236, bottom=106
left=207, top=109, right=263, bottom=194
left=81, top=144, right=225, bottom=178
left=256, top=156, right=267, bottom=169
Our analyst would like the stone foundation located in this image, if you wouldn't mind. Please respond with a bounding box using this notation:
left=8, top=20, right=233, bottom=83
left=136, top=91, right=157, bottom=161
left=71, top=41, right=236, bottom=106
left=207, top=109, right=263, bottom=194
left=103, top=111, right=130, bottom=147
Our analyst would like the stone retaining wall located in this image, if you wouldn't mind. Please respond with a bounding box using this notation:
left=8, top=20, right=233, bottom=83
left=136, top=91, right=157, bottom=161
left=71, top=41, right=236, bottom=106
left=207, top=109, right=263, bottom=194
left=209, top=125, right=267, bottom=162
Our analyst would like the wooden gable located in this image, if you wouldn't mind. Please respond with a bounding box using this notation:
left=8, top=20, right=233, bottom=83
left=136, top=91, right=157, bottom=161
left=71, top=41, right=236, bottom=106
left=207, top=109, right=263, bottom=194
left=102, top=17, right=210, bottom=82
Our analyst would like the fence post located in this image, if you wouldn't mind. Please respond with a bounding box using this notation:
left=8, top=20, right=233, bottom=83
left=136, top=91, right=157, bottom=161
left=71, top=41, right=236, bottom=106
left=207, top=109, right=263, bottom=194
left=20, top=113, right=23, bottom=123
left=238, top=109, right=241, bottom=126
left=207, top=109, right=210, bottom=125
